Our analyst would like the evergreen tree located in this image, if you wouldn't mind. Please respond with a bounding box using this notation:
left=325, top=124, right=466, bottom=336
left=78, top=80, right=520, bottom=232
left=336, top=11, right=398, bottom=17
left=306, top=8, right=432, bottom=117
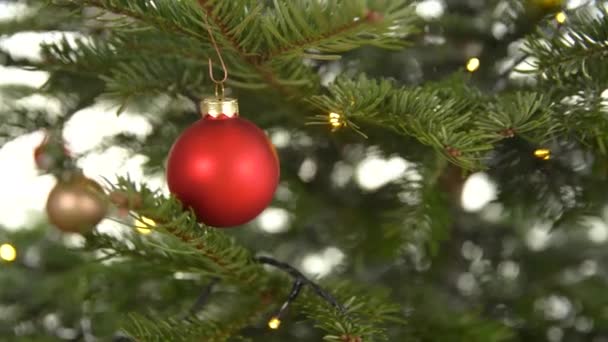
left=1, top=0, right=607, bottom=341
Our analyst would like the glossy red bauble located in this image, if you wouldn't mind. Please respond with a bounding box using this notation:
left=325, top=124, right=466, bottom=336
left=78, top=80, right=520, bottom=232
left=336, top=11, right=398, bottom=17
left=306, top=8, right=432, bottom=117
left=166, top=113, right=279, bottom=227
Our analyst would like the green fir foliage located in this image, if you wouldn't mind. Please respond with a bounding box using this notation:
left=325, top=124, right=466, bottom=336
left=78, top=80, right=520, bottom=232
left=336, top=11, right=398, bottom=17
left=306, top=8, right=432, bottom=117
left=3, top=0, right=608, bottom=341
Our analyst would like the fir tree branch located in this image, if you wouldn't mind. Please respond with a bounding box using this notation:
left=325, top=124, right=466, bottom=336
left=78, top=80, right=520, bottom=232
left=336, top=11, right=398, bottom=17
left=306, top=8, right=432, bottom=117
left=186, top=277, right=219, bottom=318
left=196, top=0, right=297, bottom=97
left=196, top=0, right=250, bottom=60
left=524, top=5, right=608, bottom=81
left=263, top=19, right=365, bottom=61
left=107, top=179, right=402, bottom=340
left=111, top=187, right=346, bottom=313
left=309, top=75, right=495, bottom=169
left=78, top=0, right=208, bottom=41
left=74, top=0, right=300, bottom=96
left=262, top=1, right=416, bottom=61
left=123, top=299, right=269, bottom=342
left=108, top=182, right=265, bottom=287
left=61, top=0, right=416, bottom=98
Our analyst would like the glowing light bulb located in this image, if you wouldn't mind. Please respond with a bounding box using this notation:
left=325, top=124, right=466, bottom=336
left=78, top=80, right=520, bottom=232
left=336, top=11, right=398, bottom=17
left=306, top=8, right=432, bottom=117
left=0, top=243, right=17, bottom=262
left=556, top=11, right=566, bottom=24
left=466, top=58, right=480, bottom=72
left=268, top=317, right=281, bottom=330
left=135, top=216, right=156, bottom=235
left=534, top=148, right=551, bottom=160
left=328, top=112, right=344, bottom=130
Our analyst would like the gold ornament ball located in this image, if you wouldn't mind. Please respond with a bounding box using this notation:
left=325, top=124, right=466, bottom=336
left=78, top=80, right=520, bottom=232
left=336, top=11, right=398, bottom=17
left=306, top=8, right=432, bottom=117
left=46, top=175, right=108, bottom=233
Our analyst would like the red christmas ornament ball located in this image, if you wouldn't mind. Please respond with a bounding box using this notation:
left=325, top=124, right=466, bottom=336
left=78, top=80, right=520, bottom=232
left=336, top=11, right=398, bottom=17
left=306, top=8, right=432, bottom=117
left=166, top=99, right=279, bottom=227
left=34, top=134, right=70, bottom=171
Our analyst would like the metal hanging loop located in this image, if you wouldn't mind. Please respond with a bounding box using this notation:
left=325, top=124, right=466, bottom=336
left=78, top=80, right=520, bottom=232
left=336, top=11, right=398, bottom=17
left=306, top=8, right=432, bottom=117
left=203, top=15, right=228, bottom=99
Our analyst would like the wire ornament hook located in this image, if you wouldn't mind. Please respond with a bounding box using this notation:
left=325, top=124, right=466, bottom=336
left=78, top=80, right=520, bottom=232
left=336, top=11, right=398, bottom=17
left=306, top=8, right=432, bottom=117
left=203, top=15, right=228, bottom=99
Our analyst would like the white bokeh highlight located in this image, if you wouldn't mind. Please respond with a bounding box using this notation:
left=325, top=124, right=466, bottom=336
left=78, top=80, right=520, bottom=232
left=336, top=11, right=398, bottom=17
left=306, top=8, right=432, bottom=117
left=460, top=172, right=497, bottom=212
left=355, top=156, right=410, bottom=191
left=301, top=247, right=345, bottom=278
left=257, top=207, right=290, bottom=233
left=0, top=132, right=55, bottom=229
left=0, top=31, right=86, bottom=61
left=526, top=221, right=552, bottom=251
left=63, top=103, right=152, bottom=154
left=270, top=129, right=291, bottom=149
left=0, top=66, right=50, bottom=88
left=298, top=158, right=318, bottom=182
left=0, top=3, right=29, bottom=21
left=536, top=295, right=572, bottom=321
left=585, top=217, right=608, bottom=244
left=0, top=132, right=57, bottom=229
left=416, top=0, right=445, bottom=20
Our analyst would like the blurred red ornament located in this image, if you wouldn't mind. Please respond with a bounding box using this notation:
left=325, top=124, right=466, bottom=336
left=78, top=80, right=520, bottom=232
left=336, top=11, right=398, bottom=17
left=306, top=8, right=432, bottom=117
left=109, top=190, right=143, bottom=218
left=365, top=10, right=383, bottom=23
left=34, top=134, right=70, bottom=171
left=166, top=98, right=280, bottom=227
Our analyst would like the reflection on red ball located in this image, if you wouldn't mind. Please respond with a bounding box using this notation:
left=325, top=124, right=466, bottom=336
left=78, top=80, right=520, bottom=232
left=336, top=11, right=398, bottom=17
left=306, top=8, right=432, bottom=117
left=166, top=115, right=279, bottom=227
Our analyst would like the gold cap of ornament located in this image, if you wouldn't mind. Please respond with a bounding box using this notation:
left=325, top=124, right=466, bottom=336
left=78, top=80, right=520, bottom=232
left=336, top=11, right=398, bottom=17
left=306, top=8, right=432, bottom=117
left=201, top=97, right=239, bottom=118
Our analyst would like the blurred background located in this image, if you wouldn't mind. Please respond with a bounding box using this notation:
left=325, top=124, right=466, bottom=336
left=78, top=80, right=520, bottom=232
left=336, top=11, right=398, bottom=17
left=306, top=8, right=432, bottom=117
left=2, top=0, right=608, bottom=341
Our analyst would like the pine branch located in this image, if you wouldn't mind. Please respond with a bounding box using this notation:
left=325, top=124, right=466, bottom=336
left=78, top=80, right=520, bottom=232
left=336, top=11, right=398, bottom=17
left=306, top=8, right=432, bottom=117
left=308, top=74, right=574, bottom=169
left=40, top=32, right=270, bottom=100
left=49, top=0, right=418, bottom=99
left=105, top=177, right=403, bottom=340
left=261, top=1, right=417, bottom=61
left=0, top=4, right=74, bottom=35
left=196, top=0, right=250, bottom=59
left=195, top=0, right=301, bottom=96
left=524, top=5, right=608, bottom=85
left=477, top=92, right=563, bottom=144
left=51, top=0, right=298, bottom=96
left=297, top=281, right=404, bottom=342
left=309, top=75, right=495, bottom=169
left=402, top=165, right=451, bottom=257
left=519, top=4, right=608, bottom=151
left=124, top=305, right=265, bottom=342
left=263, top=12, right=367, bottom=61
left=68, top=0, right=302, bottom=95
left=108, top=178, right=265, bottom=286
left=186, top=278, right=219, bottom=317
left=76, top=0, right=209, bottom=41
